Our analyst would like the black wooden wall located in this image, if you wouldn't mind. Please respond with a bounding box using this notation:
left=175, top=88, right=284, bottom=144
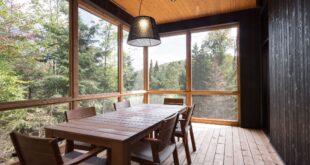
left=268, top=0, right=310, bottom=164
left=158, top=9, right=262, bottom=128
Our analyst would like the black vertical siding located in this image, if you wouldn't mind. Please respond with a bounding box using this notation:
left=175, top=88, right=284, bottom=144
left=269, top=0, right=310, bottom=164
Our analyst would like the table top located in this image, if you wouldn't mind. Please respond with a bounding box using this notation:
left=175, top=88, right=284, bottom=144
left=45, top=104, right=186, bottom=144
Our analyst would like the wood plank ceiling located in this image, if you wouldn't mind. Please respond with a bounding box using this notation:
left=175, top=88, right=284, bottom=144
left=111, top=0, right=257, bottom=24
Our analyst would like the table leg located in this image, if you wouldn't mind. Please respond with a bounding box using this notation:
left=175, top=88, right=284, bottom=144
left=111, top=142, right=130, bottom=165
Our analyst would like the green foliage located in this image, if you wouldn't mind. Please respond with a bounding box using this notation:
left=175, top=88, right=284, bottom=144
left=0, top=0, right=137, bottom=162
left=78, top=16, right=119, bottom=94
left=80, top=98, right=117, bottom=114
left=123, top=53, right=138, bottom=91
left=150, top=60, right=186, bottom=90
left=0, top=61, right=24, bottom=102
left=192, top=29, right=236, bottom=90
left=191, top=29, right=238, bottom=119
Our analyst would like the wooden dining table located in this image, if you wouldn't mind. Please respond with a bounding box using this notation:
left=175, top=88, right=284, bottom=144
left=45, top=104, right=186, bottom=165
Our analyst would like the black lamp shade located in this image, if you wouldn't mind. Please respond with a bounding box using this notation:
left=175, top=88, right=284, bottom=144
left=128, top=16, right=161, bottom=47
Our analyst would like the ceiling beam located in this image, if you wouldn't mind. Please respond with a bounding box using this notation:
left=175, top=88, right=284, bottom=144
left=87, top=0, right=134, bottom=25
left=157, top=9, right=259, bottom=33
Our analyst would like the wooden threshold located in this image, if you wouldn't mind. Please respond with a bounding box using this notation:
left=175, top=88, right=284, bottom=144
left=192, top=117, right=240, bottom=126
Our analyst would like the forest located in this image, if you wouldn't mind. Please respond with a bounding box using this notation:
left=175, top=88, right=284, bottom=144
left=0, top=0, right=237, bottom=162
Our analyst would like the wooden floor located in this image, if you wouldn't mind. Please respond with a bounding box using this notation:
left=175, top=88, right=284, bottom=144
left=132, top=123, right=283, bottom=165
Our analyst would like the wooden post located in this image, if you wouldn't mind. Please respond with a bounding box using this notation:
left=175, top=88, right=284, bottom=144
left=143, top=47, right=149, bottom=104
left=237, top=25, right=241, bottom=126
left=118, top=25, right=123, bottom=102
left=69, top=0, right=79, bottom=109
left=185, top=30, right=192, bottom=106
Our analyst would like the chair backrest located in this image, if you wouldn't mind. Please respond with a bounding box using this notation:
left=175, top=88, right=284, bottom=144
left=163, top=98, right=184, bottom=105
left=65, top=107, right=96, bottom=122
left=190, top=104, right=196, bottom=117
left=157, top=113, right=179, bottom=151
left=182, top=104, right=195, bottom=131
left=10, top=131, right=63, bottom=165
left=113, top=100, right=131, bottom=111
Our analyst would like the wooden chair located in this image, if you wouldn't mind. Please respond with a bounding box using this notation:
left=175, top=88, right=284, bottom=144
left=64, top=107, right=97, bottom=151
left=10, top=131, right=106, bottom=165
left=163, top=98, right=184, bottom=105
left=174, top=104, right=196, bottom=165
left=188, top=104, right=197, bottom=152
left=131, top=113, right=180, bottom=165
left=113, top=100, right=131, bottom=111
left=163, top=98, right=197, bottom=153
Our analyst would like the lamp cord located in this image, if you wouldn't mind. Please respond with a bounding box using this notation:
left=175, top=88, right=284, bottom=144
left=139, top=0, right=142, bottom=16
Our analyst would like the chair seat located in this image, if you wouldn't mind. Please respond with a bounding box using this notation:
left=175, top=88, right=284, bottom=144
left=64, top=151, right=106, bottom=165
left=131, top=141, right=176, bottom=163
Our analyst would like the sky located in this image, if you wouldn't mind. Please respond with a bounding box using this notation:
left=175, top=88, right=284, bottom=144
left=149, top=35, right=186, bottom=65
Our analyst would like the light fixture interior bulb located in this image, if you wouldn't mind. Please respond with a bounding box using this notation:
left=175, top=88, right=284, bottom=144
left=139, top=19, right=149, bottom=30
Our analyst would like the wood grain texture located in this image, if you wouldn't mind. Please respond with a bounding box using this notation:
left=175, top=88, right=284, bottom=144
left=111, top=0, right=256, bottom=24
left=45, top=104, right=186, bottom=165
left=143, top=47, right=149, bottom=104
left=69, top=0, right=79, bottom=109
left=118, top=25, right=123, bottom=102
left=268, top=0, right=310, bottom=164
left=160, top=124, right=283, bottom=165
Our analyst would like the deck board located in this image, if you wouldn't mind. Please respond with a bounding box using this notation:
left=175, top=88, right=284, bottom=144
left=132, top=123, right=283, bottom=165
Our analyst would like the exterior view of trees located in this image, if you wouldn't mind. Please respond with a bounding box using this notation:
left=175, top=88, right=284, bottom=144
left=0, top=0, right=70, bottom=102
left=191, top=28, right=238, bottom=120
left=149, top=35, right=186, bottom=91
left=149, top=28, right=238, bottom=120
left=1, top=0, right=70, bottom=161
left=123, top=31, right=144, bottom=91
left=0, top=0, right=140, bottom=162
left=192, top=29, right=237, bottom=91
left=78, top=8, right=118, bottom=95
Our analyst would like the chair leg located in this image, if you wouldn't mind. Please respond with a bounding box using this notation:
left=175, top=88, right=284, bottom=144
left=106, top=148, right=111, bottom=165
left=189, top=124, right=196, bottom=151
left=65, top=140, right=74, bottom=153
left=173, top=146, right=180, bottom=165
left=182, top=134, right=192, bottom=165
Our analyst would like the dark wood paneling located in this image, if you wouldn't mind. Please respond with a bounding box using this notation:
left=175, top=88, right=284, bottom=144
left=87, top=0, right=133, bottom=25
left=159, top=9, right=262, bottom=128
left=269, top=0, right=310, bottom=164
left=260, top=0, right=270, bottom=135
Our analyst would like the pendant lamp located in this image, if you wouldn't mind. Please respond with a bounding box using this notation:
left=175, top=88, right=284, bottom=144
left=127, top=0, right=161, bottom=47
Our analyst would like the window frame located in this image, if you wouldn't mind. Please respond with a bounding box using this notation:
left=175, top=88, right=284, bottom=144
left=145, top=23, right=241, bottom=125
left=148, top=32, right=187, bottom=91
left=0, top=0, right=240, bottom=126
